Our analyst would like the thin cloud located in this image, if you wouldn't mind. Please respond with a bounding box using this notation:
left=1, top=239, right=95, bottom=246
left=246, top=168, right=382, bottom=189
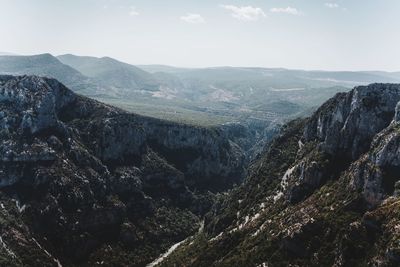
left=325, top=3, right=347, bottom=11
left=221, top=5, right=266, bottom=21
left=180, top=14, right=206, bottom=24
left=325, top=3, right=339, bottom=8
left=270, top=7, right=302, bottom=15
left=129, top=6, right=139, bottom=16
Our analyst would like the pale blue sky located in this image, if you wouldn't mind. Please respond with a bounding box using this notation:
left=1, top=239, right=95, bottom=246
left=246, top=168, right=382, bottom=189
left=0, top=0, right=399, bottom=71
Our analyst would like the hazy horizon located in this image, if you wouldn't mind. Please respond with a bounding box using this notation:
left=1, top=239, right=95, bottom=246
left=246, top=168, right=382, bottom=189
left=1, top=0, right=400, bottom=71
left=2, top=52, right=399, bottom=73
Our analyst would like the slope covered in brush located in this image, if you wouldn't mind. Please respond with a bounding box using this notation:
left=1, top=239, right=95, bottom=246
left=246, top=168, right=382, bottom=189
left=0, top=75, right=244, bottom=266
left=160, top=84, right=400, bottom=267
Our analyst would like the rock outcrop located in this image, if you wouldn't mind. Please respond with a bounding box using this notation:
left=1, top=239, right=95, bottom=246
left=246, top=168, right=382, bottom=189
left=304, top=84, right=400, bottom=159
left=285, top=84, right=400, bottom=203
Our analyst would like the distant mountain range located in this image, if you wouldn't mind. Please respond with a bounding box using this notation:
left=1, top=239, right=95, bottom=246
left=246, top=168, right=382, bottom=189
left=0, top=52, right=18, bottom=56
left=2, top=53, right=400, bottom=159
left=0, top=54, right=400, bottom=124
left=0, top=53, right=97, bottom=95
left=1, top=53, right=400, bottom=128
left=57, top=54, right=161, bottom=93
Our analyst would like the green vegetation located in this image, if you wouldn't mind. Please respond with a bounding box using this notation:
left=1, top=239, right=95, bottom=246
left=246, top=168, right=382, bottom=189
left=94, top=97, right=233, bottom=127
left=0, top=53, right=376, bottom=128
left=86, top=205, right=200, bottom=267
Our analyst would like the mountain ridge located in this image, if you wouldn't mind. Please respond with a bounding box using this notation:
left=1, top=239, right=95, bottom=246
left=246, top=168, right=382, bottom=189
left=2, top=54, right=400, bottom=162
left=158, top=83, right=400, bottom=267
left=0, top=53, right=98, bottom=95
left=0, top=75, right=244, bottom=266
left=57, top=54, right=161, bottom=93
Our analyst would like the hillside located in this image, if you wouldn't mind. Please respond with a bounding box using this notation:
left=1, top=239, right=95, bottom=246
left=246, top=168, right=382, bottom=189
left=57, top=54, right=161, bottom=94
left=159, top=83, right=400, bottom=267
left=0, top=54, right=96, bottom=94
left=0, top=75, right=244, bottom=266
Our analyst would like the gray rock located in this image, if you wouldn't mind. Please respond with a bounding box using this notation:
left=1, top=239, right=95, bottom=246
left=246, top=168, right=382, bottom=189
left=304, top=84, right=400, bottom=160
left=395, top=101, right=400, bottom=122
left=284, top=84, right=400, bottom=204
left=349, top=121, right=400, bottom=206
left=0, top=75, right=244, bottom=191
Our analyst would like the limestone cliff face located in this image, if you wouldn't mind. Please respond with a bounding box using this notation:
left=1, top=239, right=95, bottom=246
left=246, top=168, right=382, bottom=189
left=304, top=84, right=400, bottom=160
left=160, top=84, right=400, bottom=267
left=0, top=75, right=244, bottom=191
left=348, top=120, right=400, bottom=207
left=284, top=84, right=400, bottom=203
left=62, top=96, right=245, bottom=192
left=0, top=75, right=75, bottom=134
left=0, top=75, right=244, bottom=266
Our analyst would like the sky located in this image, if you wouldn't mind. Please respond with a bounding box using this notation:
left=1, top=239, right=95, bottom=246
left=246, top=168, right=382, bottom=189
left=0, top=0, right=399, bottom=71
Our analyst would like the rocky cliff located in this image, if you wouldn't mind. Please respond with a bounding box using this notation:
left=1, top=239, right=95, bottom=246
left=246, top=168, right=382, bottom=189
left=160, top=84, right=400, bottom=267
left=0, top=75, right=245, bottom=266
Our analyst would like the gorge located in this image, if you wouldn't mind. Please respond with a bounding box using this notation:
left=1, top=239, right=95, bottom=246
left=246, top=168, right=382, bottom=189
left=0, top=75, right=400, bottom=266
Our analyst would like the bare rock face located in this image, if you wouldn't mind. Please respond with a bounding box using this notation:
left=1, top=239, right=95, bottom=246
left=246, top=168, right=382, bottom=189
left=0, top=75, right=75, bottom=134
left=348, top=120, right=400, bottom=207
left=0, top=75, right=245, bottom=266
left=0, top=76, right=75, bottom=187
left=284, top=84, right=400, bottom=203
left=76, top=114, right=245, bottom=191
left=304, top=84, right=400, bottom=159
left=395, top=101, right=400, bottom=122
left=0, top=75, right=244, bottom=191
